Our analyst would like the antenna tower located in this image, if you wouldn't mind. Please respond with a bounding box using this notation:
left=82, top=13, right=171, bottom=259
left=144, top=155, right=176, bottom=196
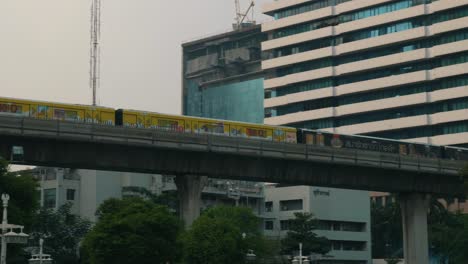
left=234, top=0, right=255, bottom=28
left=90, top=0, right=101, bottom=106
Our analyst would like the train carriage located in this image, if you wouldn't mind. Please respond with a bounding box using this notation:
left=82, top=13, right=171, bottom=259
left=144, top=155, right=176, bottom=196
left=1, top=96, right=467, bottom=161
left=297, top=129, right=443, bottom=159
left=115, top=109, right=297, bottom=143
left=0, top=97, right=115, bottom=125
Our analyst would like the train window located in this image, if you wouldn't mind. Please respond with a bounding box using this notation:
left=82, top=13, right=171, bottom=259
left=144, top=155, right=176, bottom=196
left=0, top=103, right=22, bottom=114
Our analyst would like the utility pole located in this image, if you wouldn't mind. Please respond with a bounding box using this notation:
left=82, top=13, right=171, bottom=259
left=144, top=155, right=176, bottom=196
left=90, top=0, right=101, bottom=106
left=1, top=194, right=28, bottom=264
left=299, top=243, right=303, bottom=264
left=39, top=239, right=43, bottom=264
left=1, top=194, right=9, bottom=264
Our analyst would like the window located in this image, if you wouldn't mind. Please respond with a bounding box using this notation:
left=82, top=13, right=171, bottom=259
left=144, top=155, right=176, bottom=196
left=318, top=220, right=366, bottom=232
left=265, top=221, right=274, bottom=230
left=332, top=241, right=342, bottom=251
left=66, top=189, right=76, bottom=201
left=375, top=197, right=384, bottom=207
left=45, top=171, right=56, bottom=181
left=333, top=222, right=341, bottom=231
left=280, top=220, right=291, bottom=230
left=331, top=240, right=367, bottom=251
left=279, top=199, right=303, bottom=211
left=265, top=201, right=273, bottom=212
left=43, top=188, right=56, bottom=209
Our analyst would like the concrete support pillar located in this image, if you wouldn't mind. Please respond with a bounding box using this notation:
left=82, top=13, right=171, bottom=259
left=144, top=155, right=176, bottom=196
left=175, top=175, right=207, bottom=227
left=400, top=193, right=430, bottom=264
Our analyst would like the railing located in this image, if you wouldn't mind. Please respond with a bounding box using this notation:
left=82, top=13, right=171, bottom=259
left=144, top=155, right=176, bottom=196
left=0, top=116, right=464, bottom=175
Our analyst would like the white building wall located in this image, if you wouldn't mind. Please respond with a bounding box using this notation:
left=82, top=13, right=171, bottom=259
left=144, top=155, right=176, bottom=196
left=263, top=185, right=372, bottom=264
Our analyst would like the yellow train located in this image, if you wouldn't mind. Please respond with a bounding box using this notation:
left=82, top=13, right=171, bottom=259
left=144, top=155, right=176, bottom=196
left=116, top=109, right=297, bottom=142
left=2, top=96, right=468, bottom=160
left=0, top=97, right=297, bottom=143
left=0, top=97, right=115, bottom=125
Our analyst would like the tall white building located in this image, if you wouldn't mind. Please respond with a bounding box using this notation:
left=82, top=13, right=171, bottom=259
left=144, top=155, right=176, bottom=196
left=261, top=0, right=468, bottom=146
left=259, top=1, right=468, bottom=261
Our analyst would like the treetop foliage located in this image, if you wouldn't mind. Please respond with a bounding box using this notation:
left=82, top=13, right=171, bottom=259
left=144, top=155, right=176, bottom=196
left=183, top=205, right=266, bottom=264
left=82, top=197, right=182, bottom=264
left=0, top=159, right=39, bottom=228
left=281, top=212, right=331, bottom=256
left=31, top=203, right=91, bottom=264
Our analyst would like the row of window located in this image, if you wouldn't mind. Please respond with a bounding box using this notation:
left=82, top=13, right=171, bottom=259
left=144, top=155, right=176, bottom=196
left=332, top=240, right=367, bottom=252
left=340, top=75, right=468, bottom=105
left=267, top=56, right=468, bottom=100
left=278, top=97, right=467, bottom=128
left=288, top=119, right=468, bottom=141
left=271, top=6, right=468, bottom=59
left=318, top=220, right=367, bottom=232
left=264, top=219, right=366, bottom=234
left=272, top=0, right=351, bottom=20
left=273, top=0, right=428, bottom=39
left=265, top=78, right=333, bottom=98
left=274, top=28, right=468, bottom=78
left=43, top=188, right=76, bottom=209
left=185, top=35, right=263, bottom=61
left=367, top=121, right=468, bottom=139
left=267, top=75, right=468, bottom=118
left=266, top=52, right=468, bottom=116
left=265, top=199, right=304, bottom=212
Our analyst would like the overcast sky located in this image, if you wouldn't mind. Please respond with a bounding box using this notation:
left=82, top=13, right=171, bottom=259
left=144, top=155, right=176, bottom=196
left=0, top=0, right=271, bottom=115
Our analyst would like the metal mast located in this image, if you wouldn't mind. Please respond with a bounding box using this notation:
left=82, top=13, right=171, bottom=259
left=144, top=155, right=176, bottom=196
left=235, top=0, right=242, bottom=27
left=90, top=0, right=101, bottom=106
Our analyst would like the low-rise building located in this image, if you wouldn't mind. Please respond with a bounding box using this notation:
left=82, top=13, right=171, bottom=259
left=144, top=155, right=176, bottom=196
left=263, top=184, right=372, bottom=264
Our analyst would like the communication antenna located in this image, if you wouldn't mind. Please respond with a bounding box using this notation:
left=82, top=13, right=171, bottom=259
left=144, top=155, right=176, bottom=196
left=234, top=0, right=255, bottom=29
left=90, top=0, right=101, bottom=106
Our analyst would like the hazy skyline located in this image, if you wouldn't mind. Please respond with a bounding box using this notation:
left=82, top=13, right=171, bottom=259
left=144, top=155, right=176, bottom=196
left=0, top=0, right=270, bottom=115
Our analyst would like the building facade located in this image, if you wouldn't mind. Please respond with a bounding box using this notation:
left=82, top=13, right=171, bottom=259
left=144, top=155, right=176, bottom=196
left=182, top=23, right=265, bottom=123
left=261, top=0, right=468, bottom=147
left=30, top=167, right=161, bottom=222
left=31, top=167, right=264, bottom=222
left=263, top=185, right=372, bottom=264
left=181, top=23, right=267, bottom=217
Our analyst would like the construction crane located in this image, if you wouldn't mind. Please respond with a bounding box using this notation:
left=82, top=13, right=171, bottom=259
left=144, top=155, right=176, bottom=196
left=235, top=0, right=255, bottom=29
left=90, top=0, right=101, bottom=106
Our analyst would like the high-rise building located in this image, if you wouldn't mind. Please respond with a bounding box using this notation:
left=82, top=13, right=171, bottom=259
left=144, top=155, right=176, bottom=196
left=182, top=21, right=373, bottom=263
left=182, top=23, right=265, bottom=123
left=261, top=0, right=468, bottom=147
left=260, top=0, right=468, bottom=261
left=181, top=23, right=267, bottom=214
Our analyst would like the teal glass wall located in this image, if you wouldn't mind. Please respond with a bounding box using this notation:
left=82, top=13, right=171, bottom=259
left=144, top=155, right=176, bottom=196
left=184, top=78, right=264, bottom=124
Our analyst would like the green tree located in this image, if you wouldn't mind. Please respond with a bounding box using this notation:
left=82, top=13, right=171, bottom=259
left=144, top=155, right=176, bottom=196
left=0, top=159, right=39, bottom=264
left=81, top=197, right=182, bottom=264
left=183, top=205, right=267, bottom=264
left=0, top=160, right=39, bottom=227
left=30, top=203, right=91, bottom=264
left=121, top=186, right=178, bottom=211
left=280, top=212, right=331, bottom=257
left=429, top=212, right=468, bottom=264
left=371, top=201, right=402, bottom=258
left=371, top=193, right=468, bottom=263
left=462, top=164, right=468, bottom=196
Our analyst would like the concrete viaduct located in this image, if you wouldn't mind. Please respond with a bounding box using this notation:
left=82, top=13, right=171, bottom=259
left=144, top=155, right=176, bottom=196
left=0, top=116, right=465, bottom=264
